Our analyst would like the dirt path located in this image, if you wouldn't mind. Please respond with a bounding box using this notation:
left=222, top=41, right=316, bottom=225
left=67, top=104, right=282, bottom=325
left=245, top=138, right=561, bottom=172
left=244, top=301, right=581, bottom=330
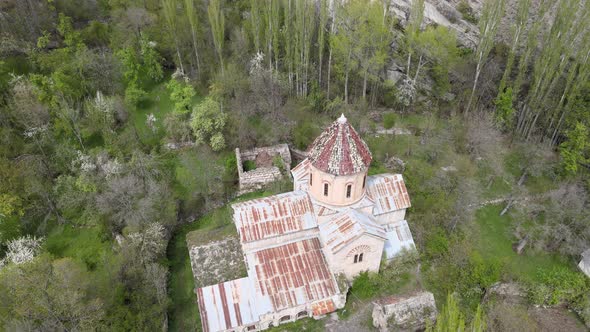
left=324, top=302, right=375, bottom=332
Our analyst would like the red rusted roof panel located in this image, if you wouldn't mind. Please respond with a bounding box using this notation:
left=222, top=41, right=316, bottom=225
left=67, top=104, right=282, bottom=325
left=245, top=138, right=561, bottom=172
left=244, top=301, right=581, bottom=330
left=320, top=209, right=387, bottom=254
left=365, top=174, right=411, bottom=215
left=233, top=191, right=318, bottom=243
left=250, top=238, right=338, bottom=311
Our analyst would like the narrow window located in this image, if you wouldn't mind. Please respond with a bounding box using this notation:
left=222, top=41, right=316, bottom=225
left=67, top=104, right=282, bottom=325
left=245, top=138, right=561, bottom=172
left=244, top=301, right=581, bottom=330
left=362, top=175, right=366, bottom=189
left=346, top=184, right=352, bottom=198
left=309, top=173, right=313, bottom=185
left=324, top=183, right=329, bottom=196
left=359, top=253, right=363, bottom=262
left=353, top=254, right=358, bottom=263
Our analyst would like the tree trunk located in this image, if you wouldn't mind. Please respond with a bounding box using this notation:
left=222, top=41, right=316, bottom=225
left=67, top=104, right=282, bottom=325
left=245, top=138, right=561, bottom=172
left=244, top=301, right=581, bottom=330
left=500, top=198, right=513, bottom=216
left=362, top=70, right=368, bottom=100
left=327, top=47, right=333, bottom=99
left=517, top=170, right=527, bottom=186
left=190, top=29, right=201, bottom=75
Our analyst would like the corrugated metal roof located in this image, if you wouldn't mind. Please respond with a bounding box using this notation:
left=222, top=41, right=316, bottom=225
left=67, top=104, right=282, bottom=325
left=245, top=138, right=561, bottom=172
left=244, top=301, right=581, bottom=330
left=197, top=277, right=262, bottom=332
left=232, top=191, right=318, bottom=243
left=383, top=220, right=415, bottom=259
left=248, top=238, right=339, bottom=311
left=307, top=115, right=372, bottom=176
left=291, top=158, right=311, bottom=191
left=366, top=174, right=411, bottom=215
left=311, top=299, right=336, bottom=316
left=320, top=210, right=387, bottom=255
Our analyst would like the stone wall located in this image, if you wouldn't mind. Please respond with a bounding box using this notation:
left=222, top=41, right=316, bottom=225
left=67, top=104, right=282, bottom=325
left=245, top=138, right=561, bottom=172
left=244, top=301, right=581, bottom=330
left=372, top=291, right=437, bottom=332
left=236, top=144, right=292, bottom=195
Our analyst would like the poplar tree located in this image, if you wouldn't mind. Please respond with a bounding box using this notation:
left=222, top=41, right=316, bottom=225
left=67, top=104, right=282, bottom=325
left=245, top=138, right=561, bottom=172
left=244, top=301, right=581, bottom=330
left=184, top=0, right=202, bottom=75
left=465, top=0, right=505, bottom=114
left=208, top=0, right=225, bottom=73
left=496, top=0, right=530, bottom=97
left=317, top=0, right=328, bottom=86
left=263, top=0, right=280, bottom=70
left=249, top=0, right=263, bottom=52
left=293, top=0, right=314, bottom=96
left=406, top=0, right=425, bottom=78
left=517, top=0, right=585, bottom=139
left=162, top=0, right=185, bottom=73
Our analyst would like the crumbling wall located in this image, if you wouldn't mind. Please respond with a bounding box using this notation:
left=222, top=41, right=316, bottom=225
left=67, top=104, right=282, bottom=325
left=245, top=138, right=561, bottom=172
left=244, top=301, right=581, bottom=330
left=372, top=291, right=437, bottom=331
left=236, top=144, right=292, bottom=195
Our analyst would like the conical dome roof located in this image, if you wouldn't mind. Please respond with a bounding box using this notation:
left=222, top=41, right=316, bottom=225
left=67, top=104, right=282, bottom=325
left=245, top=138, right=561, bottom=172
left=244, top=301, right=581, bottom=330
left=307, top=114, right=372, bottom=176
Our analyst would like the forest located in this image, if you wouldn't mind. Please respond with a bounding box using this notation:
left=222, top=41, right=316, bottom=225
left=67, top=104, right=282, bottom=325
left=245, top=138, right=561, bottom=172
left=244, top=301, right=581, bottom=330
left=0, top=0, right=589, bottom=331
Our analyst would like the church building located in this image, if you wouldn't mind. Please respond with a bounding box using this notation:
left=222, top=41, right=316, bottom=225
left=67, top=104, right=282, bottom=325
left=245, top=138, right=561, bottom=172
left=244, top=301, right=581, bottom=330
left=197, top=114, right=416, bottom=332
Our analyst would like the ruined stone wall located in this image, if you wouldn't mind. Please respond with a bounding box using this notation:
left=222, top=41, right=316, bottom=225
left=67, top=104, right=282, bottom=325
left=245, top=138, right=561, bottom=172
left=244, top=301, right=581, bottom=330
left=236, top=144, right=293, bottom=195
left=372, top=291, right=437, bottom=332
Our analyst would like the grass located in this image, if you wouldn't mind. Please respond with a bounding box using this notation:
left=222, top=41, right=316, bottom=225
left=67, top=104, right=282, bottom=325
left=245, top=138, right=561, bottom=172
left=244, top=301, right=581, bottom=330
left=266, top=317, right=325, bottom=332
left=474, top=205, right=572, bottom=283
left=45, top=224, right=113, bottom=271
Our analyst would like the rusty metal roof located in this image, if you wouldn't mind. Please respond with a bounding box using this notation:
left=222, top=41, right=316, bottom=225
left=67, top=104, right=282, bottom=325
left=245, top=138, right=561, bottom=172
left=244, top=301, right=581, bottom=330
left=365, top=174, right=411, bottom=215
left=320, top=210, right=387, bottom=255
left=307, top=114, right=372, bottom=176
left=232, top=191, right=318, bottom=243
left=197, top=277, right=263, bottom=332
left=311, top=299, right=336, bottom=316
left=291, top=158, right=311, bottom=191
left=247, top=237, right=339, bottom=311
left=384, top=220, right=415, bottom=259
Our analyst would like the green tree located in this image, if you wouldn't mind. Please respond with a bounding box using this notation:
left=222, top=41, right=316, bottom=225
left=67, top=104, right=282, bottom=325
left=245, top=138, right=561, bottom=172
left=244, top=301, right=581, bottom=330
left=190, top=97, right=227, bottom=151
left=494, top=87, right=515, bottom=129
left=208, top=0, right=225, bottom=73
left=560, top=122, right=588, bottom=175
left=163, top=0, right=185, bottom=73
left=465, top=0, right=505, bottom=113
left=184, top=0, right=202, bottom=75
left=166, top=77, right=196, bottom=114
left=429, top=293, right=465, bottom=332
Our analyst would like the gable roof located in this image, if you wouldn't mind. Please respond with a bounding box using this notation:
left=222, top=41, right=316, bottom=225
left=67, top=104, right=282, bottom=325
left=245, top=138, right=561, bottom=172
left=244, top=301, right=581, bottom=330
left=232, top=191, right=318, bottom=243
left=320, top=209, right=386, bottom=255
left=247, top=237, right=338, bottom=311
left=307, top=114, right=372, bottom=176
left=366, top=174, right=411, bottom=215
left=197, top=277, right=263, bottom=332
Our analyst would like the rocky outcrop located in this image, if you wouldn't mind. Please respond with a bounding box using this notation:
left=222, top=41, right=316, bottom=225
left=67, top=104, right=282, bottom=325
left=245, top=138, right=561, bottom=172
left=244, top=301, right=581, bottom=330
left=389, top=0, right=481, bottom=48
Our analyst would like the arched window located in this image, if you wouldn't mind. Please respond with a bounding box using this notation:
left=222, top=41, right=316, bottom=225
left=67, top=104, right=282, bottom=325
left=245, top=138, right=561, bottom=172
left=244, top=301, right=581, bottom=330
left=297, top=311, right=308, bottom=319
left=280, top=315, right=291, bottom=322
left=323, top=183, right=329, bottom=196
left=362, top=175, right=366, bottom=189
left=353, top=253, right=364, bottom=263
left=346, top=184, right=352, bottom=198
left=309, top=173, right=313, bottom=185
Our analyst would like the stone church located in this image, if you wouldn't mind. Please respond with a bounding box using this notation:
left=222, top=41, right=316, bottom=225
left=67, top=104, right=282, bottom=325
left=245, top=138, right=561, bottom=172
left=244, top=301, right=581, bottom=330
left=197, top=114, right=416, bottom=332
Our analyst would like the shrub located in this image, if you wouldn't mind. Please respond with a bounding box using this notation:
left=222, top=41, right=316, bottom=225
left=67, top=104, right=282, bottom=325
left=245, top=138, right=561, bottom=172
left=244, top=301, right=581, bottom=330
left=528, top=267, right=589, bottom=306
left=293, top=121, right=316, bottom=150
left=383, top=113, right=397, bottom=129
left=457, top=1, right=478, bottom=24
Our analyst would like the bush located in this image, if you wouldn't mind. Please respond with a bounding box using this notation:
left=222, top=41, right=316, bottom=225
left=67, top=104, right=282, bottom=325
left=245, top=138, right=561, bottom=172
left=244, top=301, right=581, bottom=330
left=383, top=113, right=397, bottom=129
left=457, top=1, right=478, bottom=24
left=528, top=267, right=589, bottom=306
